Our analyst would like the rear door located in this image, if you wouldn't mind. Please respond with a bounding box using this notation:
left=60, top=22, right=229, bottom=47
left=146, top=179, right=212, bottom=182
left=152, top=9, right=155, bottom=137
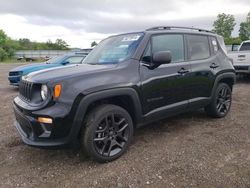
left=186, top=34, right=219, bottom=107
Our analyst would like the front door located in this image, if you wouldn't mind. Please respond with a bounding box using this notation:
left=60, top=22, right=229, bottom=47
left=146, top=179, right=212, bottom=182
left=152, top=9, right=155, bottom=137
left=140, top=34, right=192, bottom=116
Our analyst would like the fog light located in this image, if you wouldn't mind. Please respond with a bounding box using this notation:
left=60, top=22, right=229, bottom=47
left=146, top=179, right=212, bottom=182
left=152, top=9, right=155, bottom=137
left=38, top=117, right=53, bottom=124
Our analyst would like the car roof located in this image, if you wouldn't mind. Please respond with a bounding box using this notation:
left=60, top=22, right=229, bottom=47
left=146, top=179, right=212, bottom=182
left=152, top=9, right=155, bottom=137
left=112, top=26, right=218, bottom=38
left=242, top=40, right=250, bottom=43
left=146, top=26, right=218, bottom=37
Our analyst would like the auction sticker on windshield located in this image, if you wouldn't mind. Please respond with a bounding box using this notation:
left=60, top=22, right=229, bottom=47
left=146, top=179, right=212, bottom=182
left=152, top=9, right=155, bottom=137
left=122, top=35, right=141, bottom=42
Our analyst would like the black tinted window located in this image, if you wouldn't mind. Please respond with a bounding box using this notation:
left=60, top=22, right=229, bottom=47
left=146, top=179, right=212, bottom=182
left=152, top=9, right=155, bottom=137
left=240, top=42, right=250, bottom=51
left=152, top=34, right=184, bottom=62
left=187, top=35, right=210, bottom=60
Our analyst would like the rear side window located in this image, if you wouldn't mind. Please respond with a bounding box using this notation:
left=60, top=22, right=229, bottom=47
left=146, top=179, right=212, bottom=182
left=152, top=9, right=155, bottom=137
left=210, top=37, right=218, bottom=54
left=151, top=34, right=184, bottom=63
left=187, top=35, right=210, bottom=60
left=240, top=42, right=250, bottom=51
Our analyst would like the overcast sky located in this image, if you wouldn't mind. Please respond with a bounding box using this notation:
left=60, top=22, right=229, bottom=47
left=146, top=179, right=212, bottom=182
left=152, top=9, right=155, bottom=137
left=0, top=0, right=249, bottom=48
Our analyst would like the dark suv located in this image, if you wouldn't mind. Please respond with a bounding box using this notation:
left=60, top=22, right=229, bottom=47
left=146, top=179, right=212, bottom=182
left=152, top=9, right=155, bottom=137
left=13, top=26, right=236, bottom=162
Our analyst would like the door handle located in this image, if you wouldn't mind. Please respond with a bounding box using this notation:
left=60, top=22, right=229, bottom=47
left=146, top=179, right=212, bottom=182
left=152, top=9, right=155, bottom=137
left=210, top=63, right=219, bottom=69
left=178, top=68, right=189, bottom=74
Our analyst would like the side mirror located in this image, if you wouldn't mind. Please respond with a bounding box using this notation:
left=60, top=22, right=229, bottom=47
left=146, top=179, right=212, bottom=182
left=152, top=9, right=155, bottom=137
left=231, top=44, right=239, bottom=51
left=152, top=51, right=172, bottom=67
left=61, top=61, right=69, bottom=65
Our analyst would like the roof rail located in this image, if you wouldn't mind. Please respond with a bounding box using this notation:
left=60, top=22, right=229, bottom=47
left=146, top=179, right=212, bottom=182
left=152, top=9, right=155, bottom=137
left=146, top=26, right=214, bottom=33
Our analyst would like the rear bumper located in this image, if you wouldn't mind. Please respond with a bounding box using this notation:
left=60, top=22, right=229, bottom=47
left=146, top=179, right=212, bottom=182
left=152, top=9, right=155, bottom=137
left=13, top=100, right=78, bottom=148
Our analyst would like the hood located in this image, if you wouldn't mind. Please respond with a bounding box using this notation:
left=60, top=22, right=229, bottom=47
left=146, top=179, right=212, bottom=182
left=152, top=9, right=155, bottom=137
left=25, top=63, right=117, bottom=83
left=10, top=62, right=60, bottom=75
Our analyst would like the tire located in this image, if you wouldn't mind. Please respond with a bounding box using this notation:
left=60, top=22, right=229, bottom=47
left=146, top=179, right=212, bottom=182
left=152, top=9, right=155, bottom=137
left=205, top=83, right=232, bottom=118
left=81, top=104, right=134, bottom=163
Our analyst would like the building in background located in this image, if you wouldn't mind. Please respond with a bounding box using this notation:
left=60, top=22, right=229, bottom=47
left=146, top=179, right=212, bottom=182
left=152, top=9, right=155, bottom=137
left=15, top=48, right=92, bottom=61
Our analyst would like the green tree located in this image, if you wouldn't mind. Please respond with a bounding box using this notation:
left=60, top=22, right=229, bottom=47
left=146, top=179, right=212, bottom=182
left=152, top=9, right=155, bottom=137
left=224, top=37, right=242, bottom=45
left=18, top=38, right=32, bottom=49
left=0, top=47, right=7, bottom=61
left=91, top=41, right=97, bottom=47
left=0, top=29, right=71, bottom=61
left=46, top=40, right=54, bottom=49
left=0, top=29, right=15, bottom=60
left=0, top=29, right=7, bottom=46
left=213, top=13, right=236, bottom=40
left=239, top=12, right=250, bottom=41
left=55, top=39, right=69, bottom=50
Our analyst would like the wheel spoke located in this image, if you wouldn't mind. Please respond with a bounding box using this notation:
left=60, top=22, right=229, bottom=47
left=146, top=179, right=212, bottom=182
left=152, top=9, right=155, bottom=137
left=117, top=134, right=128, bottom=142
left=217, top=103, right=223, bottom=112
left=224, top=99, right=231, bottom=105
left=117, top=118, right=126, bottom=125
left=107, top=140, right=114, bottom=156
left=113, top=139, right=123, bottom=148
left=118, top=123, right=128, bottom=133
left=216, top=102, right=221, bottom=109
left=221, top=88, right=227, bottom=98
left=101, top=140, right=110, bottom=155
left=105, top=116, right=109, bottom=128
left=111, top=113, right=115, bottom=126
left=94, top=136, right=108, bottom=142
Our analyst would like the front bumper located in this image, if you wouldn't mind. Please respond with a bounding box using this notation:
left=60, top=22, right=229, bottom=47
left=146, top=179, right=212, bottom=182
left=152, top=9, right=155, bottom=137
left=13, top=98, right=78, bottom=148
left=8, top=75, right=21, bottom=86
left=234, top=65, right=250, bottom=74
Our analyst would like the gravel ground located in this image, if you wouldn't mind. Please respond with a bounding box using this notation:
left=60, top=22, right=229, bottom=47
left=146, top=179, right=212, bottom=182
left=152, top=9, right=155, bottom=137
left=0, top=63, right=250, bottom=188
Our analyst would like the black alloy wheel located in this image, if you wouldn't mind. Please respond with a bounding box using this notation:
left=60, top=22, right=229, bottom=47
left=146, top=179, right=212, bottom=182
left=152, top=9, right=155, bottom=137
left=94, top=113, right=129, bottom=157
left=205, top=83, right=232, bottom=118
left=216, top=85, right=232, bottom=116
left=82, top=104, right=133, bottom=162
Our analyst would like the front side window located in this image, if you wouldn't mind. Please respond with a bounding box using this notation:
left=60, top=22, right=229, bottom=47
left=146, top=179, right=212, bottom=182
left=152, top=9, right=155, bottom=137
left=151, top=34, right=184, bottom=63
left=240, top=42, right=250, bottom=51
left=65, top=56, right=84, bottom=64
left=187, top=35, right=210, bottom=60
left=46, top=55, right=65, bottom=64
left=83, top=33, right=144, bottom=64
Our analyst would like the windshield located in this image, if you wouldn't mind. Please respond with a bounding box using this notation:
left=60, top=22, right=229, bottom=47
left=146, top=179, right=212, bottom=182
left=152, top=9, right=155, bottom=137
left=46, top=55, right=66, bottom=64
left=240, top=42, right=250, bottom=51
left=83, top=33, right=144, bottom=64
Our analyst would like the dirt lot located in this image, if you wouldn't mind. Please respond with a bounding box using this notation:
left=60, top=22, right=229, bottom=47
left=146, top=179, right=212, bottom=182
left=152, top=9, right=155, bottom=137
left=0, top=63, right=250, bottom=188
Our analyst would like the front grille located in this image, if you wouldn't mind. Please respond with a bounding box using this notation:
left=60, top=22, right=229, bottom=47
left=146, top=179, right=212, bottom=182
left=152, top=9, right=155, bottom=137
left=14, top=108, right=32, bottom=137
left=19, top=80, right=33, bottom=101
left=9, top=71, right=21, bottom=76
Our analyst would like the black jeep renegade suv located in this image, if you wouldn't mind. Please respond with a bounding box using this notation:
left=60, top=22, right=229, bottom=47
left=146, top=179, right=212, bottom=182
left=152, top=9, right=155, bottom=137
left=13, top=26, right=236, bottom=162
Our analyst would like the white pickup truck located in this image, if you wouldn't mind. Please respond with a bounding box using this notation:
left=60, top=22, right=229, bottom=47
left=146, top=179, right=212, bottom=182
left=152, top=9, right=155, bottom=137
left=228, top=40, right=250, bottom=74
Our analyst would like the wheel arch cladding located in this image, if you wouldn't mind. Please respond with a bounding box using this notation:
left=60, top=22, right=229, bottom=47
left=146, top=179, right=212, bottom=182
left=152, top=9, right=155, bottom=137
left=212, top=72, right=236, bottom=95
left=71, top=88, right=143, bottom=139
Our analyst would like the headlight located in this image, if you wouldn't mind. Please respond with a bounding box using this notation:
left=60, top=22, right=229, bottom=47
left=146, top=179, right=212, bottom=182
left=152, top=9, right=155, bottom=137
left=41, top=85, right=48, bottom=101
